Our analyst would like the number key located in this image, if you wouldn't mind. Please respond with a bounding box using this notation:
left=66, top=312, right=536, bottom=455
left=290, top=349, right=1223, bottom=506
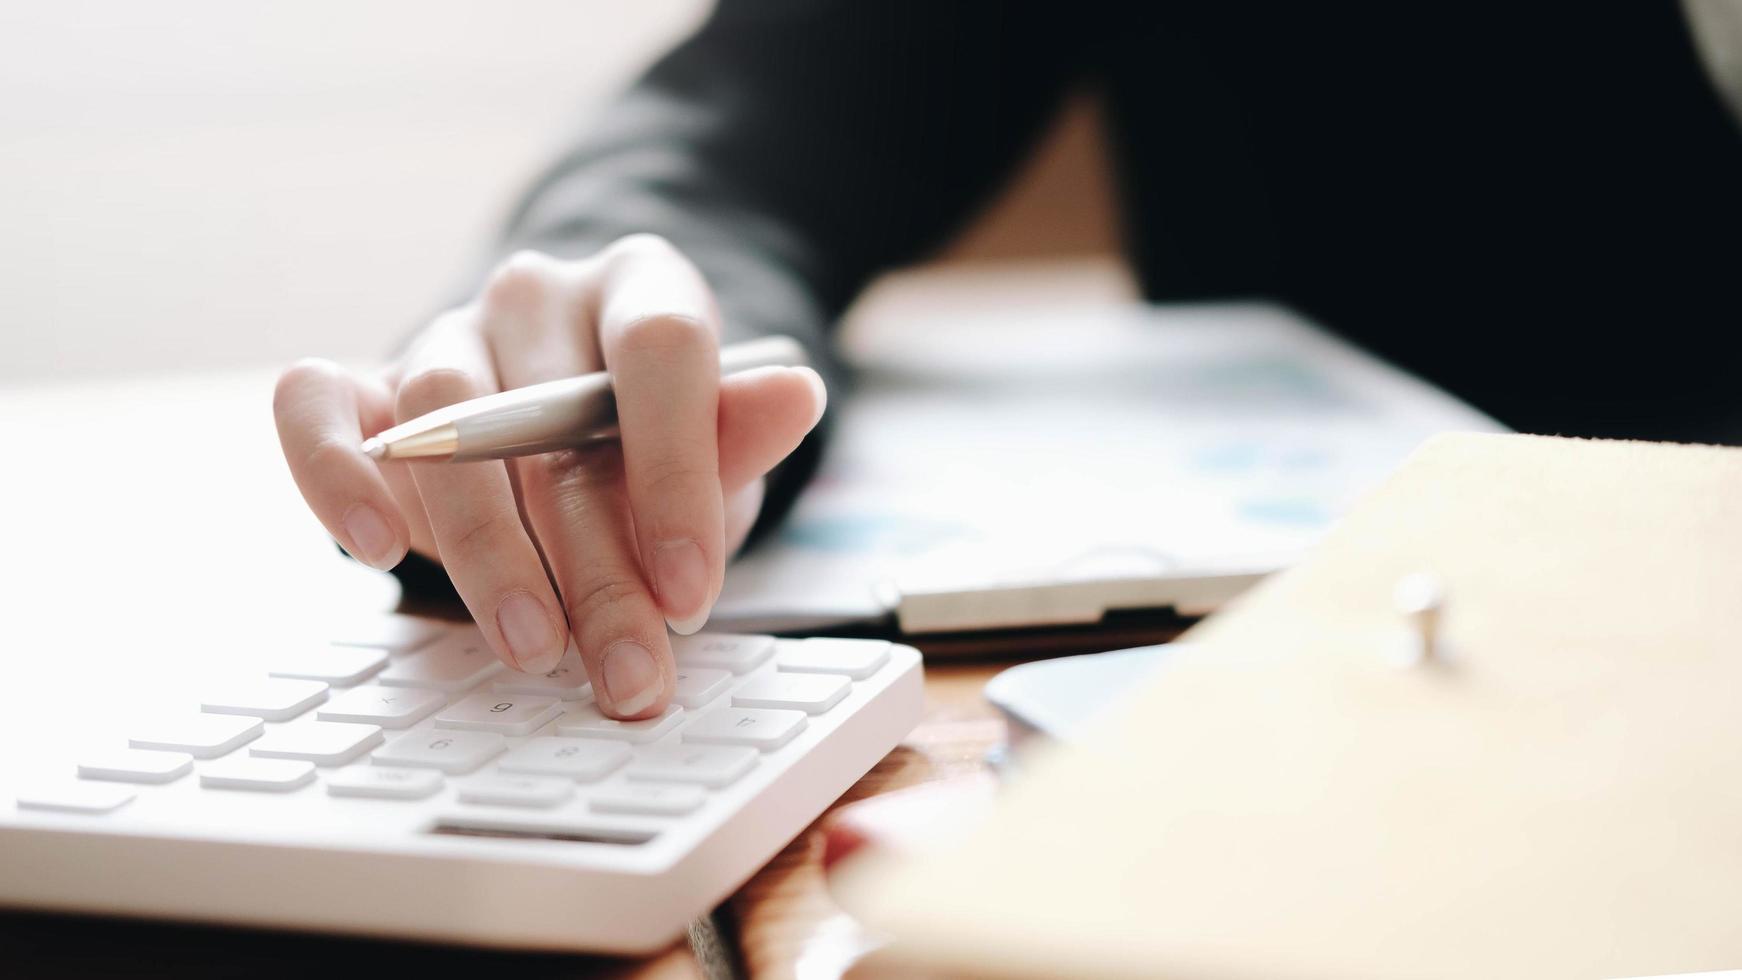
left=456, top=774, right=573, bottom=809
left=377, top=630, right=503, bottom=693
left=671, top=667, right=733, bottom=709
left=493, top=648, right=593, bottom=701
left=732, top=673, right=850, bottom=715
left=775, top=638, right=890, bottom=680
left=681, top=707, right=806, bottom=751
left=371, top=731, right=505, bottom=774
left=498, top=737, right=631, bottom=782
left=434, top=693, right=561, bottom=736
left=201, top=678, right=329, bottom=722
left=130, top=714, right=262, bottom=759
left=670, top=633, right=774, bottom=674
left=325, top=766, right=444, bottom=800
left=556, top=704, right=683, bottom=744
left=250, top=721, right=384, bottom=766
left=318, top=685, right=445, bottom=729
left=627, top=744, right=758, bottom=788
left=591, top=783, right=706, bottom=816
left=78, top=748, right=194, bottom=785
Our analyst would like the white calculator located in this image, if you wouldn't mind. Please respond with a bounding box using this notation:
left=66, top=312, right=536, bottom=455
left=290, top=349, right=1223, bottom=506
left=0, top=616, right=923, bottom=954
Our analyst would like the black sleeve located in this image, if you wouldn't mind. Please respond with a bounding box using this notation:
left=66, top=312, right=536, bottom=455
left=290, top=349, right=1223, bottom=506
left=481, top=0, right=1089, bottom=543
left=453, top=2, right=1088, bottom=553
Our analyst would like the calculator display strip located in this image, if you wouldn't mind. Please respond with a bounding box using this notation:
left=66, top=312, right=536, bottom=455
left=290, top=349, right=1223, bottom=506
left=429, top=820, right=657, bottom=846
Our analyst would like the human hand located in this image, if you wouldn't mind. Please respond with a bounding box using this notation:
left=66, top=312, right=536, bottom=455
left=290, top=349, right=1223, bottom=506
left=273, top=235, right=826, bottom=717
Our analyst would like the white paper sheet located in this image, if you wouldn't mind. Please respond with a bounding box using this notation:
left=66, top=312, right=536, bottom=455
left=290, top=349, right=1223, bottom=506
left=712, top=301, right=1504, bottom=631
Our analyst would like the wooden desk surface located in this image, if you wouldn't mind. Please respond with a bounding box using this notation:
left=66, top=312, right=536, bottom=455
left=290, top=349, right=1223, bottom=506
left=1, top=369, right=1144, bottom=978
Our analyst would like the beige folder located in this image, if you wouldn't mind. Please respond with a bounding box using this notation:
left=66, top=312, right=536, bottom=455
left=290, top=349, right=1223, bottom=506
left=844, top=433, right=1742, bottom=979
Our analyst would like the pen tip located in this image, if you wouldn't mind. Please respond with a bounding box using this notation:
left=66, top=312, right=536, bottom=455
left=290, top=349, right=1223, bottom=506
left=361, top=437, right=386, bottom=461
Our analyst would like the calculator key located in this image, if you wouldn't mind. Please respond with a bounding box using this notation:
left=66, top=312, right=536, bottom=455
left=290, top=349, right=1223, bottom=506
left=498, top=737, right=631, bottom=782
left=671, top=667, right=733, bottom=709
left=591, top=783, right=706, bottom=816
left=327, top=612, right=447, bottom=654
left=555, top=704, right=684, bottom=744
left=317, top=685, right=445, bottom=729
left=372, top=731, right=506, bottom=774
left=456, top=774, right=574, bottom=808
left=682, top=707, right=807, bottom=751
left=268, top=644, right=389, bottom=686
left=493, top=648, right=593, bottom=701
left=626, top=744, right=758, bottom=788
left=130, top=714, right=263, bottom=759
left=250, top=721, right=384, bottom=766
left=732, top=673, right=850, bottom=715
left=670, top=633, right=774, bottom=674
left=325, top=766, right=444, bottom=800
left=776, top=638, right=891, bottom=680
left=201, top=678, right=329, bottom=722
left=77, top=749, right=193, bottom=785
left=434, top=693, right=562, bottom=736
left=201, top=757, right=317, bottom=792
left=16, top=782, right=136, bottom=813
left=377, top=630, right=504, bottom=693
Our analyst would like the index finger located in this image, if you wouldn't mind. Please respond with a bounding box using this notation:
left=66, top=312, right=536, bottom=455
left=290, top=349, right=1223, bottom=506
left=272, top=359, right=409, bottom=570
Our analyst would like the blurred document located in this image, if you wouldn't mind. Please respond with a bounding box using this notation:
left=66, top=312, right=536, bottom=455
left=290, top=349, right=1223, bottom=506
left=713, top=302, right=1504, bottom=632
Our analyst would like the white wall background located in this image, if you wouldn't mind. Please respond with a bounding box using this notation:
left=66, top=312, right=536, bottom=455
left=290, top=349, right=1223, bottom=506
left=0, top=0, right=710, bottom=384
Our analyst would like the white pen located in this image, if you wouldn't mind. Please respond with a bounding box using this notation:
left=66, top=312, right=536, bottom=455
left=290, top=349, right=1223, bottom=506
left=361, top=334, right=809, bottom=462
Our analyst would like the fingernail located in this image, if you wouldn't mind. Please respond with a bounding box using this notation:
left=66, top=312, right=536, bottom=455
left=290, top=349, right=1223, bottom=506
left=796, top=366, right=828, bottom=428
left=497, top=592, right=561, bottom=673
left=341, top=504, right=399, bottom=570
left=601, top=640, right=662, bottom=716
left=654, top=539, right=710, bottom=635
